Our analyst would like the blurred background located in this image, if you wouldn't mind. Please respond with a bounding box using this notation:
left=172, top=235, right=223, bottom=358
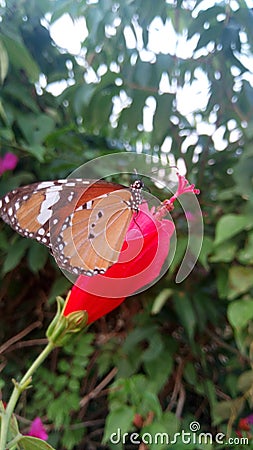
left=0, top=0, right=253, bottom=449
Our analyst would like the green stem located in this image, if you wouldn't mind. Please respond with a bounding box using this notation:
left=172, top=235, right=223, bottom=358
left=0, top=341, right=55, bottom=450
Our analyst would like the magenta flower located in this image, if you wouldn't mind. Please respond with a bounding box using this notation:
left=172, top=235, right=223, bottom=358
left=27, top=417, right=48, bottom=441
left=0, top=152, right=18, bottom=176
left=155, top=173, right=200, bottom=217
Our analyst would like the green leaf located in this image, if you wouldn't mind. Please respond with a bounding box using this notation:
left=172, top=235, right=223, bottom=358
left=4, top=83, right=40, bottom=113
left=17, top=114, right=55, bottom=145
left=0, top=230, right=9, bottom=250
left=212, top=398, right=244, bottom=426
left=198, top=236, right=213, bottom=269
left=173, top=293, right=196, bottom=342
left=152, top=93, right=173, bottom=146
left=238, top=231, right=253, bottom=264
left=214, top=214, right=253, bottom=246
left=48, top=277, right=71, bottom=304
left=62, top=427, right=85, bottom=450
left=209, top=240, right=237, bottom=263
left=227, top=298, right=253, bottom=329
left=142, top=333, right=164, bottom=362
left=28, top=242, right=48, bottom=273
left=117, top=89, right=145, bottom=130
left=237, top=370, right=253, bottom=393
left=0, top=39, right=8, bottom=84
left=2, top=239, right=30, bottom=274
left=144, top=348, right=173, bottom=392
left=216, top=266, right=229, bottom=299
left=1, top=33, right=40, bottom=83
left=183, top=362, right=198, bottom=386
left=103, top=406, right=135, bottom=443
left=151, top=288, right=173, bottom=315
left=142, top=412, right=180, bottom=450
left=17, top=436, right=55, bottom=450
left=228, top=266, right=253, bottom=300
left=168, top=237, right=187, bottom=275
left=23, top=145, right=46, bottom=162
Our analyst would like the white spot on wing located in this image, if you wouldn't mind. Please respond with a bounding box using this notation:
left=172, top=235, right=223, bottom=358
left=47, top=185, right=63, bottom=192
left=86, top=200, right=93, bottom=209
left=37, top=181, right=55, bottom=189
left=37, top=190, right=60, bottom=225
left=68, top=192, right=74, bottom=202
left=37, top=208, right=53, bottom=225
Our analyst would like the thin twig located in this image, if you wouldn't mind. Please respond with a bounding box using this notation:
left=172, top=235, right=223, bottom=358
left=3, top=338, right=48, bottom=354
left=80, top=367, right=118, bottom=407
left=0, top=321, right=41, bottom=355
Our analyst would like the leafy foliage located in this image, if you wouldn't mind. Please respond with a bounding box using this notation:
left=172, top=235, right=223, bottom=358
left=1, top=0, right=253, bottom=449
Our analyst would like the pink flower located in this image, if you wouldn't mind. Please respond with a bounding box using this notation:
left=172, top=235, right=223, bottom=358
left=27, top=417, right=48, bottom=441
left=156, top=173, right=200, bottom=216
left=0, top=152, right=18, bottom=176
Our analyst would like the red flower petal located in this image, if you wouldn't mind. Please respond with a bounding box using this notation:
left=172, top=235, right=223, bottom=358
left=63, top=204, right=175, bottom=323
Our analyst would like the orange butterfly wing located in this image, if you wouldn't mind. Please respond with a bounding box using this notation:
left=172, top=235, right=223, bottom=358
left=0, top=180, right=123, bottom=246
left=0, top=179, right=142, bottom=276
left=52, top=189, right=134, bottom=275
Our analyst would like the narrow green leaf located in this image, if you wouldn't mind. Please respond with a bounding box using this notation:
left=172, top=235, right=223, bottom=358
left=151, top=288, right=173, bottom=315
left=0, top=39, right=8, bottom=84
left=198, top=236, right=213, bottom=269
left=173, top=293, right=196, bottom=342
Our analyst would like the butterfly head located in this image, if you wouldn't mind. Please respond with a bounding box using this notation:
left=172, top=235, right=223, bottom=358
left=131, top=179, right=144, bottom=190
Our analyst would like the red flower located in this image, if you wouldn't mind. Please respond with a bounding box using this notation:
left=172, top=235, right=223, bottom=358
left=63, top=173, right=199, bottom=324
left=27, top=417, right=48, bottom=441
left=0, top=152, right=18, bottom=176
left=63, top=203, right=175, bottom=323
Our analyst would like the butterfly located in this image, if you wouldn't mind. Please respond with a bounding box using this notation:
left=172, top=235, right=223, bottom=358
left=0, top=178, right=144, bottom=276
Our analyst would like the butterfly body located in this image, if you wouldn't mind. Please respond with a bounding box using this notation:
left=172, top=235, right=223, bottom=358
left=0, top=178, right=144, bottom=276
